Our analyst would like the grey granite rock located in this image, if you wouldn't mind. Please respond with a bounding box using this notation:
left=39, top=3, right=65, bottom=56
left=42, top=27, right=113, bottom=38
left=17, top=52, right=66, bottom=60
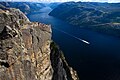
left=0, top=8, right=79, bottom=80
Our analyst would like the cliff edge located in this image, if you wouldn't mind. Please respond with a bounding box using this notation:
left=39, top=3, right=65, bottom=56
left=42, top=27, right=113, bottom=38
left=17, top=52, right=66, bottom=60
left=0, top=8, right=79, bottom=80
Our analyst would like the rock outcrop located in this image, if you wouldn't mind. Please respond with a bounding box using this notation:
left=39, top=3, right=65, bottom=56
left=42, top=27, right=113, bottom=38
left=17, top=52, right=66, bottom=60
left=50, top=42, right=79, bottom=80
left=0, top=8, right=79, bottom=80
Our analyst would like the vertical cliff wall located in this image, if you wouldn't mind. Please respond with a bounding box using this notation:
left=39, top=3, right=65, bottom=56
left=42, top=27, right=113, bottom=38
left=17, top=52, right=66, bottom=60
left=0, top=8, right=79, bottom=80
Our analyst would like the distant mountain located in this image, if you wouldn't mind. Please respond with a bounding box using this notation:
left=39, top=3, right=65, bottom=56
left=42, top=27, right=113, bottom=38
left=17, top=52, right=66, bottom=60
left=48, top=2, right=61, bottom=9
left=0, top=4, right=7, bottom=10
left=0, top=2, right=46, bottom=14
left=49, top=2, right=120, bottom=37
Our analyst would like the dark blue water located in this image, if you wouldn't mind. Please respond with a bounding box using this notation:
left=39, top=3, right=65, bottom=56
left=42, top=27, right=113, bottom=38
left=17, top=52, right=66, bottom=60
left=28, top=7, right=120, bottom=80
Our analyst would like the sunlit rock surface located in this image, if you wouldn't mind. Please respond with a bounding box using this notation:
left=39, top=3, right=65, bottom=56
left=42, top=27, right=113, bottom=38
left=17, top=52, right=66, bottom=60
left=0, top=8, right=79, bottom=80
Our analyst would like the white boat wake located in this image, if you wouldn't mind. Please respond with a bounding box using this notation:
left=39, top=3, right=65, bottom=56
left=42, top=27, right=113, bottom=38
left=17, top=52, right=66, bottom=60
left=52, top=27, right=90, bottom=44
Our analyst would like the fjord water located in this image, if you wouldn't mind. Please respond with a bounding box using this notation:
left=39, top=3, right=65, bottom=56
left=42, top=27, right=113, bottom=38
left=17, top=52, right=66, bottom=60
left=28, top=7, right=120, bottom=80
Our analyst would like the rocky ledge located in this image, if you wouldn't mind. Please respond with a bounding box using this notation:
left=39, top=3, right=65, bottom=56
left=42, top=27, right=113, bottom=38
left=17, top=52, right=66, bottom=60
left=0, top=8, right=79, bottom=80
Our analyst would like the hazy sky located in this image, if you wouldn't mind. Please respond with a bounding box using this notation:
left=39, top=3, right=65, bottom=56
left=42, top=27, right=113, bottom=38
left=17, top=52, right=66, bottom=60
left=0, top=0, right=120, bottom=3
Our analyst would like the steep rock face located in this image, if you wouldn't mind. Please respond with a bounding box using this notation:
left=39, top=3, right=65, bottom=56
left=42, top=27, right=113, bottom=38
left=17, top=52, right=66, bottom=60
left=50, top=42, right=79, bottom=80
left=0, top=8, right=79, bottom=80
left=0, top=8, right=53, bottom=80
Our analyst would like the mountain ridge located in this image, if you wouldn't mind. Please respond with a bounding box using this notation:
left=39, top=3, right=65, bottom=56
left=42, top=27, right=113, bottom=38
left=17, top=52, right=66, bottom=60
left=49, top=2, right=120, bottom=37
left=0, top=2, right=46, bottom=14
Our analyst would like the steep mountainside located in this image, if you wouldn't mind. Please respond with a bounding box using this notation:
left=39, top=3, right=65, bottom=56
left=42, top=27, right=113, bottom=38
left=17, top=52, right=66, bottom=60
left=0, top=2, right=46, bottom=14
left=49, top=2, right=120, bottom=37
left=0, top=8, right=79, bottom=80
left=48, top=2, right=61, bottom=9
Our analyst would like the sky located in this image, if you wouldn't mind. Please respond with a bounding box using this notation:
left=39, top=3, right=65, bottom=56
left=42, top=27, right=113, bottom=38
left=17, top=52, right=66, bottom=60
left=0, top=0, right=120, bottom=3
